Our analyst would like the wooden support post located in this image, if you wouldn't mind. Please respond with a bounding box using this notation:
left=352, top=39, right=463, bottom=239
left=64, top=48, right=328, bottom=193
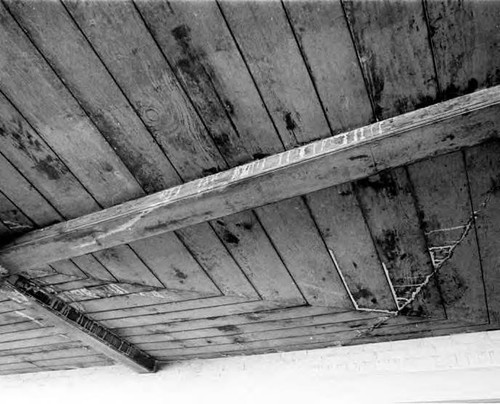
left=0, top=86, right=499, bottom=271
left=0, top=273, right=157, bottom=373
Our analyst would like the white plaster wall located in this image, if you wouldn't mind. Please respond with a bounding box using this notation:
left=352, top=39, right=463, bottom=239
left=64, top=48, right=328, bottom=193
left=2, top=330, right=500, bottom=404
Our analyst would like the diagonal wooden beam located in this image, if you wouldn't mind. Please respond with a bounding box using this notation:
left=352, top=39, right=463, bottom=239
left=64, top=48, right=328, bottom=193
left=1, top=86, right=499, bottom=271
left=0, top=272, right=157, bottom=373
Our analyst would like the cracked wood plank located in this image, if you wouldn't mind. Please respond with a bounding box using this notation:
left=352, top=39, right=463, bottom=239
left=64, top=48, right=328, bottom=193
left=408, top=151, right=488, bottom=322
left=354, top=168, right=445, bottom=318
left=0, top=86, right=499, bottom=271
left=0, top=275, right=157, bottom=373
left=465, top=140, right=500, bottom=323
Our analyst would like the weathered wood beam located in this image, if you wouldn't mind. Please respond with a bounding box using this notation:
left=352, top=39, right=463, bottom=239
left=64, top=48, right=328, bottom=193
left=1, top=86, right=499, bottom=271
left=0, top=273, right=157, bottom=373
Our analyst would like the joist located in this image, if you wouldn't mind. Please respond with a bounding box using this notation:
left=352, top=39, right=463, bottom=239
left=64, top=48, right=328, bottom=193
left=0, top=273, right=157, bottom=373
left=0, top=86, right=499, bottom=271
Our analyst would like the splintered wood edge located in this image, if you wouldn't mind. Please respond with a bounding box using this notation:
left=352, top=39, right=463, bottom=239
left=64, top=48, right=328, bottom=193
left=0, top=275, right=157, bottom=373
left=1, top=85, right=499, bottom=271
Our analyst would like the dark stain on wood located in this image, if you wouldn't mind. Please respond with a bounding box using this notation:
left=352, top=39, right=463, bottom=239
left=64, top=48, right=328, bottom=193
left=217, top=325, right=240, bottom=333
left=173, top=268, right=188, bottom=281
left=284, top=112, right=298, bottom=131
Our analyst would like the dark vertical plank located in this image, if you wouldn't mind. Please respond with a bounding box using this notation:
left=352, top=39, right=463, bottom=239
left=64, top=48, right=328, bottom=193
left=465, top=141, right=500, bottom=323
left=4, top=0, right=180, bottom=193
left=306, top=183, right=398, bottom=311
left=343, top=0, right=438, bottom=118
left=64, top=0, right=225, bottom=180
left=135, top=0, right=285, bottom=165
left=283, top=0, right=374, bottom=131
left=426, top=0, right=500, bottom=99
left=255, top=197, right=352, bottom=309
left=219, top=0, right=331, bottom=147
left=408, top=152, right=487, bottom=322
left=211, top=211, right=305, bottom=305
left=355, top=168, right=445, bottom=318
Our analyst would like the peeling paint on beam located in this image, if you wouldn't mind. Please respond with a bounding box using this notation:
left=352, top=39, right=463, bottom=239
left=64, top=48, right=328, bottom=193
left=1, top=86, right=499, bottom=271
left=0, top=275, right=157, bottom=373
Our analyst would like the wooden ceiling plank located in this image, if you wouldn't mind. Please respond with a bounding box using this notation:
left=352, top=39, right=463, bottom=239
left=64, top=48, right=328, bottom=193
left=129, top=232, right=221, bottom=295
left=283, top=0, right=375, bottom=131
left=175, top=224, right=259, bottom=299
left=0, top=275, right=157, bottom=373
left=211, top=211, right=305, bottom=305
left=4, top=0, right=181, bottom=193
left=0, top=153, right=61, bottom=228
left=130, top=313, right=385, bottom=348
left=354, top=168, right=445, bottom=317
left=0, top=346, right=94, bottom=366
left=0, top=341, right=82, bottom=357
left=0, top=3, right=143, bottom=205
left=0, top=45, right=160, bottom=288
left=425, top=0, right=500, bottom=99
left=306, top=183, right=398, bottom=311
left=342, top=0, right=438, bottom=118
left=63, top=0, right=225, bottom=180
left=0, top=321, right=40, bottom=336
left=408, top=151, right=488, bottom=322
left=219, top=0, right=330, bottom=148
left=100, top=300, right=295, bottom=330
left=137, top=317, right=396, bottom=351
left=1, top=86, right=497, bottom=271
left=113, top=306, right=344, bottom=338
left=76, top=295, right=245, bottom=320
left=136, top=0, right=285, bottom=166
left=0, top=192, right=35, bottom=236
left=154, top=319, right=489, bottom=361
left=147, top=315, right=423, bottom=358
left=465, top=141, right=500, bottom=324
left=255, top=197, right=353, bottom=309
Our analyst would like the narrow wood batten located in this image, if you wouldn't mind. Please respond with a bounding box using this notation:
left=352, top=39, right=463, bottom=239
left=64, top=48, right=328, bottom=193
left=0, top=86, right=499, bottom=272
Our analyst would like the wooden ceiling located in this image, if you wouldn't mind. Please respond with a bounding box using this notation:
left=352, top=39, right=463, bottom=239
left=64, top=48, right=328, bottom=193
left=0, top=0, right=499, bottom=375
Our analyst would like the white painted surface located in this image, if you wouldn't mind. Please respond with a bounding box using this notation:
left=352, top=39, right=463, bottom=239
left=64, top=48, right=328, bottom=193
left=2, top=330, right=500, bottom=404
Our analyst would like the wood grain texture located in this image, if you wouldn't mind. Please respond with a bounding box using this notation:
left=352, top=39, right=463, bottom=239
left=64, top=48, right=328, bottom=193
left=102, top=300, right=295, bottom=330
left=211, top=211, right=304, bottom=304
left=306, top=183, right=397, bottom=311
left=175, top=224, right=258, bottom=299
left=283, top=0, right=374, bottom=131
left=0, top=153, right=60, bottom=228
left=255, top=197, right=352, bottom=309
left=0, top=192, right=34, bottom=236
left=64, top=0, right=224, bottom=181
left=136, top=0, right=284, bottom=165
left=343, top=0, right=438, bottom=118
left=0, top=3, right=143, bottom=205
left=2, top=86, right=498, bottom=270
left=465, top=140, right=500, bottom=323
left=129, top=232, right=220, bottom=295
left=425, top=0, right=500, bottom=99
left=219, top=0, right=330, bottom=147
left=354, top=168, right=444, bottom=317
left=4, top=0, right=180, bottom=193
left=408, top=152, right=488, bottom=322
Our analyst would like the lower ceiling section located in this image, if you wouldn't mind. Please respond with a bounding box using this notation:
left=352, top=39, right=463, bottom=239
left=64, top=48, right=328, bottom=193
left=1, top=137, right=499, bottom=374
